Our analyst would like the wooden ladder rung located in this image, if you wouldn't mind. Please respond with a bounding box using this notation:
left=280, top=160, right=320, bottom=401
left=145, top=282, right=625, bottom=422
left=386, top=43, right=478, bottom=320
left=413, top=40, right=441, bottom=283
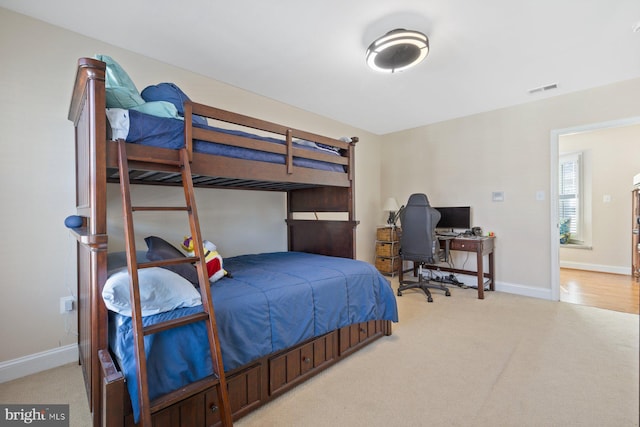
left=143, top=312, right=210, bottom=336
left=150, top=374, right=220, bottom=414
left=138, top=257, right=199, bottom=269
left=132, top=206, right=189, bottom=212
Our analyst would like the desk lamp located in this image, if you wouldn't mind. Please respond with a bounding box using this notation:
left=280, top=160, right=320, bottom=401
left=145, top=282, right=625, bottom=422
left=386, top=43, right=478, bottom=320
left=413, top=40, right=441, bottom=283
left=383, top=197, right=400, bottom=226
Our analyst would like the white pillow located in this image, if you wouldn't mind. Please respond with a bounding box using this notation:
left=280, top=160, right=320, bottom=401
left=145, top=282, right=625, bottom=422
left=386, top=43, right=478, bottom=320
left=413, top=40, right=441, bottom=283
left=106, top=108, right=130, bottom=140
left=103, top=267, right=202, bottom=317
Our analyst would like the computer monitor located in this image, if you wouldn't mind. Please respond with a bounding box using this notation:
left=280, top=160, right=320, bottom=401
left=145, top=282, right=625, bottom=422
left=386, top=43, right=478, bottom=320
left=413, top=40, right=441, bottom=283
left=433, top=206, right=471, bottom=231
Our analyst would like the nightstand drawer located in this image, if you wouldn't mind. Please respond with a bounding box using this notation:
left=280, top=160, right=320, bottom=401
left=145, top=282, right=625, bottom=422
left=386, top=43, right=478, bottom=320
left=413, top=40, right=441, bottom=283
left=375, top=257, right=400, bottom=274
left=376, top=227, right=401, bottom=242
left=376, top=242, right=399, bottom=257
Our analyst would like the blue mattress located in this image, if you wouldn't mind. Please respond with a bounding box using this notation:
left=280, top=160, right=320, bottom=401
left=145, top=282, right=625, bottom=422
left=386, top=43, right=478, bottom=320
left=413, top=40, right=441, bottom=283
left=122, top=109, right=345, bottom=172
left=108, top=251, right=398, bottom=421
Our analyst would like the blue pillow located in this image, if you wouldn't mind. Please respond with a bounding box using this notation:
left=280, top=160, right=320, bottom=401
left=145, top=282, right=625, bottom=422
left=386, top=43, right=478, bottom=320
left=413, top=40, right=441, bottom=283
left=141, top=83, right=207, bottom=126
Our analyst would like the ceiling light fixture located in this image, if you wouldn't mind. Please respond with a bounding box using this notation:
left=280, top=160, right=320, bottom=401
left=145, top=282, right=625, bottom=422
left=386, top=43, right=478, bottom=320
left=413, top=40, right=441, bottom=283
left=366, top=29, right=429, bottom=73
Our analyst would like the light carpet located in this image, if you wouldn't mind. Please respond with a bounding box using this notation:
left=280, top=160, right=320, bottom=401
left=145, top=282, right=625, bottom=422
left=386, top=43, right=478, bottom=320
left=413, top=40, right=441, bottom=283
left=1, top=281, right=638, bottom=427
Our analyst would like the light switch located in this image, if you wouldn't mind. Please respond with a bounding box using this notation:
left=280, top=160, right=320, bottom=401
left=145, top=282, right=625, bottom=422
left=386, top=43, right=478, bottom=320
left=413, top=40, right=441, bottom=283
left=492, top=191, right=504, bottom=202
left=536, top=190, right=545, bottom=201
left=603, top=194, right=611, bottom=203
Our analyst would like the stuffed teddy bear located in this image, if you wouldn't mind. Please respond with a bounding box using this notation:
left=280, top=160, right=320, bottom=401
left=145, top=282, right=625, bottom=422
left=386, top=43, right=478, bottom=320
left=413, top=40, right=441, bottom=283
left=181, top=236, right=228, bottom=282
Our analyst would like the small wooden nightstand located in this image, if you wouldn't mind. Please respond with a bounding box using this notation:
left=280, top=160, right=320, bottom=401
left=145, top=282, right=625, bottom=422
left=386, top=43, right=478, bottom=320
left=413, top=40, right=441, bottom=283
left=375, top=226, right=402, bottom=276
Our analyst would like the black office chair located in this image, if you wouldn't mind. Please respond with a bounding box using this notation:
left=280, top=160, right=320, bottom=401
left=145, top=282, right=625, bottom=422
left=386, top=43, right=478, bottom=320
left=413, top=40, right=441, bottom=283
left=397, top=193, right=451, bottom=302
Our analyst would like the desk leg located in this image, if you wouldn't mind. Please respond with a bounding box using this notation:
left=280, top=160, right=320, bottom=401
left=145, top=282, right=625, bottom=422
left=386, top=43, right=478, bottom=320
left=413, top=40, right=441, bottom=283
left=476, top=248, right=484, bottom=299
left=488, top=250, right=495, bottom=292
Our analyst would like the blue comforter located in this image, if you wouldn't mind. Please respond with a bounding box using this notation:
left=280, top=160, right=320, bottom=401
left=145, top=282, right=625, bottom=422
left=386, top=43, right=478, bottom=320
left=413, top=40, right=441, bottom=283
left=108, top=252, right=398, bottom=421
left=124, top=110, right=345, bottom=172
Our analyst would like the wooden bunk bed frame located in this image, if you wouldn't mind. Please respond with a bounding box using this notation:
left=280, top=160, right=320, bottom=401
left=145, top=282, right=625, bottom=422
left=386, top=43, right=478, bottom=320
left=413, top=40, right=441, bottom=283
left=68, top=57, right=392, bottom=426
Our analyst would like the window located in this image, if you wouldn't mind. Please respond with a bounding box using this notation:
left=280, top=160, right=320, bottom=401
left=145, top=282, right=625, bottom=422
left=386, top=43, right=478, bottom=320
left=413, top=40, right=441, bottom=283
left=558, top=152, right=583, bottom=243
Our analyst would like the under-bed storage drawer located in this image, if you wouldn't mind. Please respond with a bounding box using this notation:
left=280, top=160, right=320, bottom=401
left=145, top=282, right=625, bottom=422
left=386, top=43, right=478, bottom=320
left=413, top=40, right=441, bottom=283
left=339, top=320, right=387, bottom=356
left=125, top=392, right=207, bottom=427
left=207, top=363, right=263, bottom=426
left=268, top=331, right=338, bottom=395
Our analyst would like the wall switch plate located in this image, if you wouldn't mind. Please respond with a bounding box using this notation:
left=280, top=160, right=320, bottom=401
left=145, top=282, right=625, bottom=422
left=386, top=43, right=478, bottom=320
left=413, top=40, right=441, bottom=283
left=492, top=191, right=505, bottom=202
left=60, top=296, right=75, bottom=314
left=536, top=190, right=545, bottom=201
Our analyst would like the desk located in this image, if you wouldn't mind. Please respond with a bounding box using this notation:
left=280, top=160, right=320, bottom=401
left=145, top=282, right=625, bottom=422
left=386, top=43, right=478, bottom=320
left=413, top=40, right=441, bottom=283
left=427, top=236, right=495, bottom=299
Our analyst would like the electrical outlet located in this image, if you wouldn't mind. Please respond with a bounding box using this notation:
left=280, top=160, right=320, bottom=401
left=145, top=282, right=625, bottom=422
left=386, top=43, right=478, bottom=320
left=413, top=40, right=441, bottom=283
left=60, top=296, right=75, bottom=314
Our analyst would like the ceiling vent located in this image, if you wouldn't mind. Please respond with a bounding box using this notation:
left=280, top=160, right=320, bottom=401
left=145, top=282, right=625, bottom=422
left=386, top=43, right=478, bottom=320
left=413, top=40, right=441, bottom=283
left=528, top=83, right=558, bottom=94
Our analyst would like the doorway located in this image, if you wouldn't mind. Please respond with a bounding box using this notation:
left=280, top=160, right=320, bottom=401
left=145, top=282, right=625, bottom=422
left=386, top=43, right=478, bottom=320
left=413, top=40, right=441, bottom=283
left=550, top=117, right=640, bottom=309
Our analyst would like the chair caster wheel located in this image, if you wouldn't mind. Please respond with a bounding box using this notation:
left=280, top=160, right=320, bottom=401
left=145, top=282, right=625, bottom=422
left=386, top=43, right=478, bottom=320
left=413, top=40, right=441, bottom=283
left=445, top=290, right=451, bottom=297
left=397, top=290, right=402, bottom=297
left=427, top=297, right=433, bottom=303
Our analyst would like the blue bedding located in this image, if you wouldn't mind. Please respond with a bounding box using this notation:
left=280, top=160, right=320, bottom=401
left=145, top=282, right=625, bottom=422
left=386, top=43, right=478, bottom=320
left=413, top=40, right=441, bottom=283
left=108, top=251, right=398, bottom=421
left=121, top=109, right=345, bottom=172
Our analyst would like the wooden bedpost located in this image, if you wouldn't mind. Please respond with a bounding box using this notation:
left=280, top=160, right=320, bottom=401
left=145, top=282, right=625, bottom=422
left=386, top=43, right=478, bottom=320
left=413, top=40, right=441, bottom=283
left=68, top=57, right=109, bottom=427
left=348, top=136, right=358, bottom=223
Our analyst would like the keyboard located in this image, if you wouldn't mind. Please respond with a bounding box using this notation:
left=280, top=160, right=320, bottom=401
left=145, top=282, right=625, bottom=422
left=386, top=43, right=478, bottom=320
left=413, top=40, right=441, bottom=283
left=436, top=231, right=459, bottom=237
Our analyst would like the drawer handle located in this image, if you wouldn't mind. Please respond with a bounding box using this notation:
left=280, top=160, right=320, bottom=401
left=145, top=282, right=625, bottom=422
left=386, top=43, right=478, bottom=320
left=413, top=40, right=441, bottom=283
left=303, top=357, right=311, bottom=364
left=210, top=404, right=218, bottom=413
left=360, top=328, right=366, bottom=334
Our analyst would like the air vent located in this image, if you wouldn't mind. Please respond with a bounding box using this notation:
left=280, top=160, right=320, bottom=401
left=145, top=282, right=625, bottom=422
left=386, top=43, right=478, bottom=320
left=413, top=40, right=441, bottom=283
left=528, top=83, right=558, bottom=94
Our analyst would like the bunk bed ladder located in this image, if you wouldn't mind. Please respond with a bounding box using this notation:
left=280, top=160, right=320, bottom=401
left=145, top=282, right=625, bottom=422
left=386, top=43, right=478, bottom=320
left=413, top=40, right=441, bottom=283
left=116, top=140, right=233, bottom=427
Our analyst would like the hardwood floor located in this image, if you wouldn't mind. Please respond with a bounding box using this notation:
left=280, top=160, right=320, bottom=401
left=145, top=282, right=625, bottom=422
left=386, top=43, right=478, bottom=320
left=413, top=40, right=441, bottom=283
left=560, top=268, right=639, bottom=315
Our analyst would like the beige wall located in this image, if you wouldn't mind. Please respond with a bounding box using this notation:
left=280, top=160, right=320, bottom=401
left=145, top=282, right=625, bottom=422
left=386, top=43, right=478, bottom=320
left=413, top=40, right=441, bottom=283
left=0, top=8, right=382, bottom=365
left=559, top=124, right=640, bottom=273
left=2, top=5, right=639, bottom=371
left=381, top=81, right=640, bottom=296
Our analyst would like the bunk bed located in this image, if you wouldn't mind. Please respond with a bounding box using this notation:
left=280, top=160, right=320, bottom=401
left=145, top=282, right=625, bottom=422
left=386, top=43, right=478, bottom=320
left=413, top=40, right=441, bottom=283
left=68, top=57, right=398, bottom=426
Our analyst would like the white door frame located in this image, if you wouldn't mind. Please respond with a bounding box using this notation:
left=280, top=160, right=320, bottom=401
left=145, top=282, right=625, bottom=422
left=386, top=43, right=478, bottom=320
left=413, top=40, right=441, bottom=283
left=549, top=116, right=640, bottom=301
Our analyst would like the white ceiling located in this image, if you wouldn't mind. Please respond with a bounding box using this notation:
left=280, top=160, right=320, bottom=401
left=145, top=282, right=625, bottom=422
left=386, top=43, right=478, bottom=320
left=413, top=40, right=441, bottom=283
left=2, top=0, right=639, bottom=135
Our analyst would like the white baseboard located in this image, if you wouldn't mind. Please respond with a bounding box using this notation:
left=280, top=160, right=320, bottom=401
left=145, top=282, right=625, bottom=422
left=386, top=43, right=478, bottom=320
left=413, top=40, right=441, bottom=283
left=559, top=261, right=630, bottom=275
left=442, top=273, right=554, bottom=300
left=0, top=344, right=78, bottom=383
left=495, top=281, right=554, bottom=300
